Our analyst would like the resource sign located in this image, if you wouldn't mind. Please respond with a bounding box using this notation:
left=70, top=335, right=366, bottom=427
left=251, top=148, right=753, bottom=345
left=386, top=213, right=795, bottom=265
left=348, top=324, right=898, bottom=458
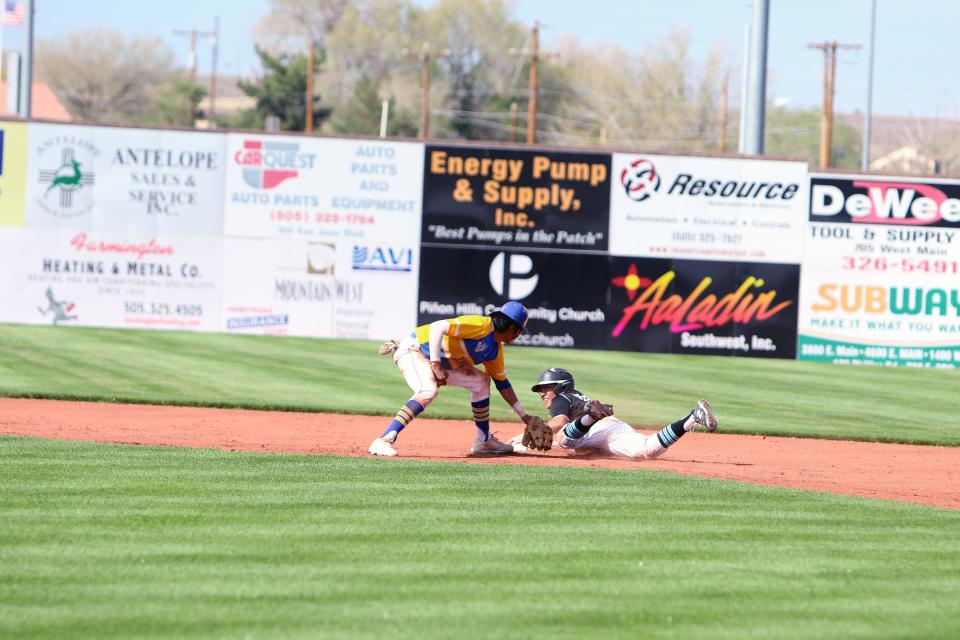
left=609, top=154, right=807, bottom=263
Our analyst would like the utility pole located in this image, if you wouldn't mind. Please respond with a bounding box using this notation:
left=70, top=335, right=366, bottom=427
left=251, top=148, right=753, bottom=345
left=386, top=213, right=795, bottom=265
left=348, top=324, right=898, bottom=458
left=306, top=41, right=315, bottom=132
left=737, top=24, right=750, bottom=153
left=174, top=24, right=215, bottom=124
left=419, top=45, right=430, bottom=138
left=509, top=102, right=518, bottom=143
left=174, top=28, right=197, bottom=83
left=808, top=40, right=861, bottom=168
left=527, top=20, right=539, bottom=144
left=718, top=71, right=729, bottom=153
left=402, top=43, right=448, bottom=139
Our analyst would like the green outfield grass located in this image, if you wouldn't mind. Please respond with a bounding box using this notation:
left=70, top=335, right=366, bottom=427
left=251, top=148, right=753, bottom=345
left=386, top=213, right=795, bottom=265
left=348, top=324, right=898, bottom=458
left=1, top=324, right=959, bottom=445
left=1, top=436, right=958, bottom=640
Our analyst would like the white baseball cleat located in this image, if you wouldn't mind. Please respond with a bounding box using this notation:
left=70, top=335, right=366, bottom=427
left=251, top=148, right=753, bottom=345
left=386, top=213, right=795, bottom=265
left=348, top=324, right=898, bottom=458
left=691, top=400, right=718, bottom=432
left=368, top=437, right=398, bottom=457
left=506, top=434, right=528, bottom=452
left=470, top=435, right=514, bottom=454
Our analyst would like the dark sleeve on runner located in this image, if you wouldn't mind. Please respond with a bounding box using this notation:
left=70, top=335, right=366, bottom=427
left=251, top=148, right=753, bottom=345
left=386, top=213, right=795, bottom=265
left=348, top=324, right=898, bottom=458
left=549, top=395, right=573, bottom=420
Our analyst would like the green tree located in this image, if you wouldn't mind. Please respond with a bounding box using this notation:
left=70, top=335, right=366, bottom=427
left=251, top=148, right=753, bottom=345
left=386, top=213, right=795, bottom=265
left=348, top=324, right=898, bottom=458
left=220, top=109, right=265, bottom=131
left=329, top=74, right=417, bottom=137
left=251, top=0, right=738, bottom=147
left=253, top=0, right=531, bottom=141
left=765, top=105, right=861, bottom=169
left=237, top=46, right=332, bottom=132
left=144, top=77, right=207, bottom=126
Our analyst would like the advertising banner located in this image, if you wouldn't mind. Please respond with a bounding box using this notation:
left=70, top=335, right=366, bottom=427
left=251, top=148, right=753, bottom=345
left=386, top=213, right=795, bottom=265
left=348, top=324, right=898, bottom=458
left=0, top=227, right=222, bottom=331
left=418, top=246, right=798, bottom=358
left=221, top=236, right=415, bottom=339
left=608, top=153, right=807, bottom=263
left=221, top=136, right=423, bottom=338
left=0, top=120, right=28, bottom=227
left=608, top=257, right=799, bottom=358
left=418, top=246, right=609, bottom=348
left=24, top=123, right=227, bottom=235
left=421, top=145, right=611, bottom=251
left=798, top=173, right=960, bottom=368
left=223, top=135, right=424, bottom=243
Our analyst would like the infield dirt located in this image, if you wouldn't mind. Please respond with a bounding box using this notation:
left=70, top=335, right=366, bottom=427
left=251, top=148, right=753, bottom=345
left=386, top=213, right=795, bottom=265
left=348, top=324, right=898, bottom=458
left=2, top=398, right=957, bottom=509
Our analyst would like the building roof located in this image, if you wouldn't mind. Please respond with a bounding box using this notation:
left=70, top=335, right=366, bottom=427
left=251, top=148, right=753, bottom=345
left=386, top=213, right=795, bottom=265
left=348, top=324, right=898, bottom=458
left=0, top=80, right=72, bottom=121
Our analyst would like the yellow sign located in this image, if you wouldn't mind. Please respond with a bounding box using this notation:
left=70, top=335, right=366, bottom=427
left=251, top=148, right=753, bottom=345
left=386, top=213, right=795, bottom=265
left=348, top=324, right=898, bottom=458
left=0, top=120, right=28, bottom=227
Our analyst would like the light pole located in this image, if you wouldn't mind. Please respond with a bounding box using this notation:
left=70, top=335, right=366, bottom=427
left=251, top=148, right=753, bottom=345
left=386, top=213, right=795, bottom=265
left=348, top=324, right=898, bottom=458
left=19, top=0, right=35, bottom=118
left=743, top=0, right=769, bottom=155
left=861, top=0, right=877, bottom=171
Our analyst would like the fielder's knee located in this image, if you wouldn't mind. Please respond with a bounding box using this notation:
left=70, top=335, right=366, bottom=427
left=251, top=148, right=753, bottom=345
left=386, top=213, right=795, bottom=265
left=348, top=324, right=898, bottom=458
left=470, top=390, right=490, bottom=403
left=414, top=388, right=438, bottom=407
left=467, top=371, right=491, bottom=392
left=453, top=368, right=490, bottom=400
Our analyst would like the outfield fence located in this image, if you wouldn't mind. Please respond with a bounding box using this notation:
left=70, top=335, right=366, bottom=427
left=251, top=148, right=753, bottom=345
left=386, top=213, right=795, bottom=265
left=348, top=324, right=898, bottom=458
left=2, top=118, right=958, bottom=368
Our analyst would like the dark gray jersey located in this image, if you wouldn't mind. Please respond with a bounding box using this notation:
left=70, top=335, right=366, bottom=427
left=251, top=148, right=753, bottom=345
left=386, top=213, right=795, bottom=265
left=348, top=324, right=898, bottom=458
left=548, top=389, right=592, bottom=422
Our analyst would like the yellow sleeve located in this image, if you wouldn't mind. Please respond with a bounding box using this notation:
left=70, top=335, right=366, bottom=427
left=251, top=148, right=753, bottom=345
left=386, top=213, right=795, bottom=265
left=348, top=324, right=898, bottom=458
left=448, top=315, right=492, bottom=340
left=482, top=346, right=507, bottom=382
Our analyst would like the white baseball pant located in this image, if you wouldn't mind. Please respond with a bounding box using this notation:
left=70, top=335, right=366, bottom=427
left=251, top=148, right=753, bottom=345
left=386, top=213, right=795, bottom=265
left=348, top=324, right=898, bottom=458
left=393, top=335, right=490, bottom=406
left=558, top=416, right=666, bottom=459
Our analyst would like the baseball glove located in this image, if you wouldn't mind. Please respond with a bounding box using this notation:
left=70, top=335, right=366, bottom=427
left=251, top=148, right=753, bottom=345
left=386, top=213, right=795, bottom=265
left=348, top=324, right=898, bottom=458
left=378, top=339, right=399, bottom=356
left=521, top=416, right=553, bottom=451
left=585, top=400, right=614, bottom=420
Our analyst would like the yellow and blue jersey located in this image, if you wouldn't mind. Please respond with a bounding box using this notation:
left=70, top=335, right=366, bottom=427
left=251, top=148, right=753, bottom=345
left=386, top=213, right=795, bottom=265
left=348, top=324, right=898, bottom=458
left=413, top=315, right=511, bottom=389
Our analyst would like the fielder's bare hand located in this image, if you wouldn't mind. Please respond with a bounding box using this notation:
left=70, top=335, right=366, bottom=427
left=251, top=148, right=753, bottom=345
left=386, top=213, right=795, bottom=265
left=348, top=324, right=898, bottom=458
left=429, top=361, right=447, bottom=386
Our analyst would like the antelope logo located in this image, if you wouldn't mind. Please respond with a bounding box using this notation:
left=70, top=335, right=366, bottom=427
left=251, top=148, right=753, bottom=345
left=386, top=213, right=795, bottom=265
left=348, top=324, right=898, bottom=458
left=44, top=158, right=83, bottom=196
left=38, top=147, right=96, bottom=213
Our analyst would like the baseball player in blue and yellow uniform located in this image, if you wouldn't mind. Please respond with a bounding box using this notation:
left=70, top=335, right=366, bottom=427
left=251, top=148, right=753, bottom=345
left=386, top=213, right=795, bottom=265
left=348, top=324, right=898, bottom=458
left=510, top=367, right=718, bottom=458
left=370, top=301, right=537, bottom=457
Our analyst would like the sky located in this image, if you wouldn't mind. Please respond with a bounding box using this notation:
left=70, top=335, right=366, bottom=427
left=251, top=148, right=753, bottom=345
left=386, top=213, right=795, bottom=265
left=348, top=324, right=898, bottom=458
left=6, top=0, right=960, bottom=118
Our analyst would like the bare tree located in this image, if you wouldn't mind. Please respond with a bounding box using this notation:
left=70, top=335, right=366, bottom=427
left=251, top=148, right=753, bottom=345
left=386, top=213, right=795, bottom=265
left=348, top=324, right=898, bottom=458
left=418, top=0, right=527, bottom=139
left=254, top=0, right=350, bottom=50
left=901, top=111, right=960, bottom=176
left=36, top=28, right=176, bottom=123
left=318, top=0, right=421, bottom=117
left=549, top=29, right=731, bottom=151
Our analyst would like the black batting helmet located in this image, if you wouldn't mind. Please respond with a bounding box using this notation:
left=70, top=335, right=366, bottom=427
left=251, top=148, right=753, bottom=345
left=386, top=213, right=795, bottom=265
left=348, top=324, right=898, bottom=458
left=530, top=367, right=574, bottom=393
